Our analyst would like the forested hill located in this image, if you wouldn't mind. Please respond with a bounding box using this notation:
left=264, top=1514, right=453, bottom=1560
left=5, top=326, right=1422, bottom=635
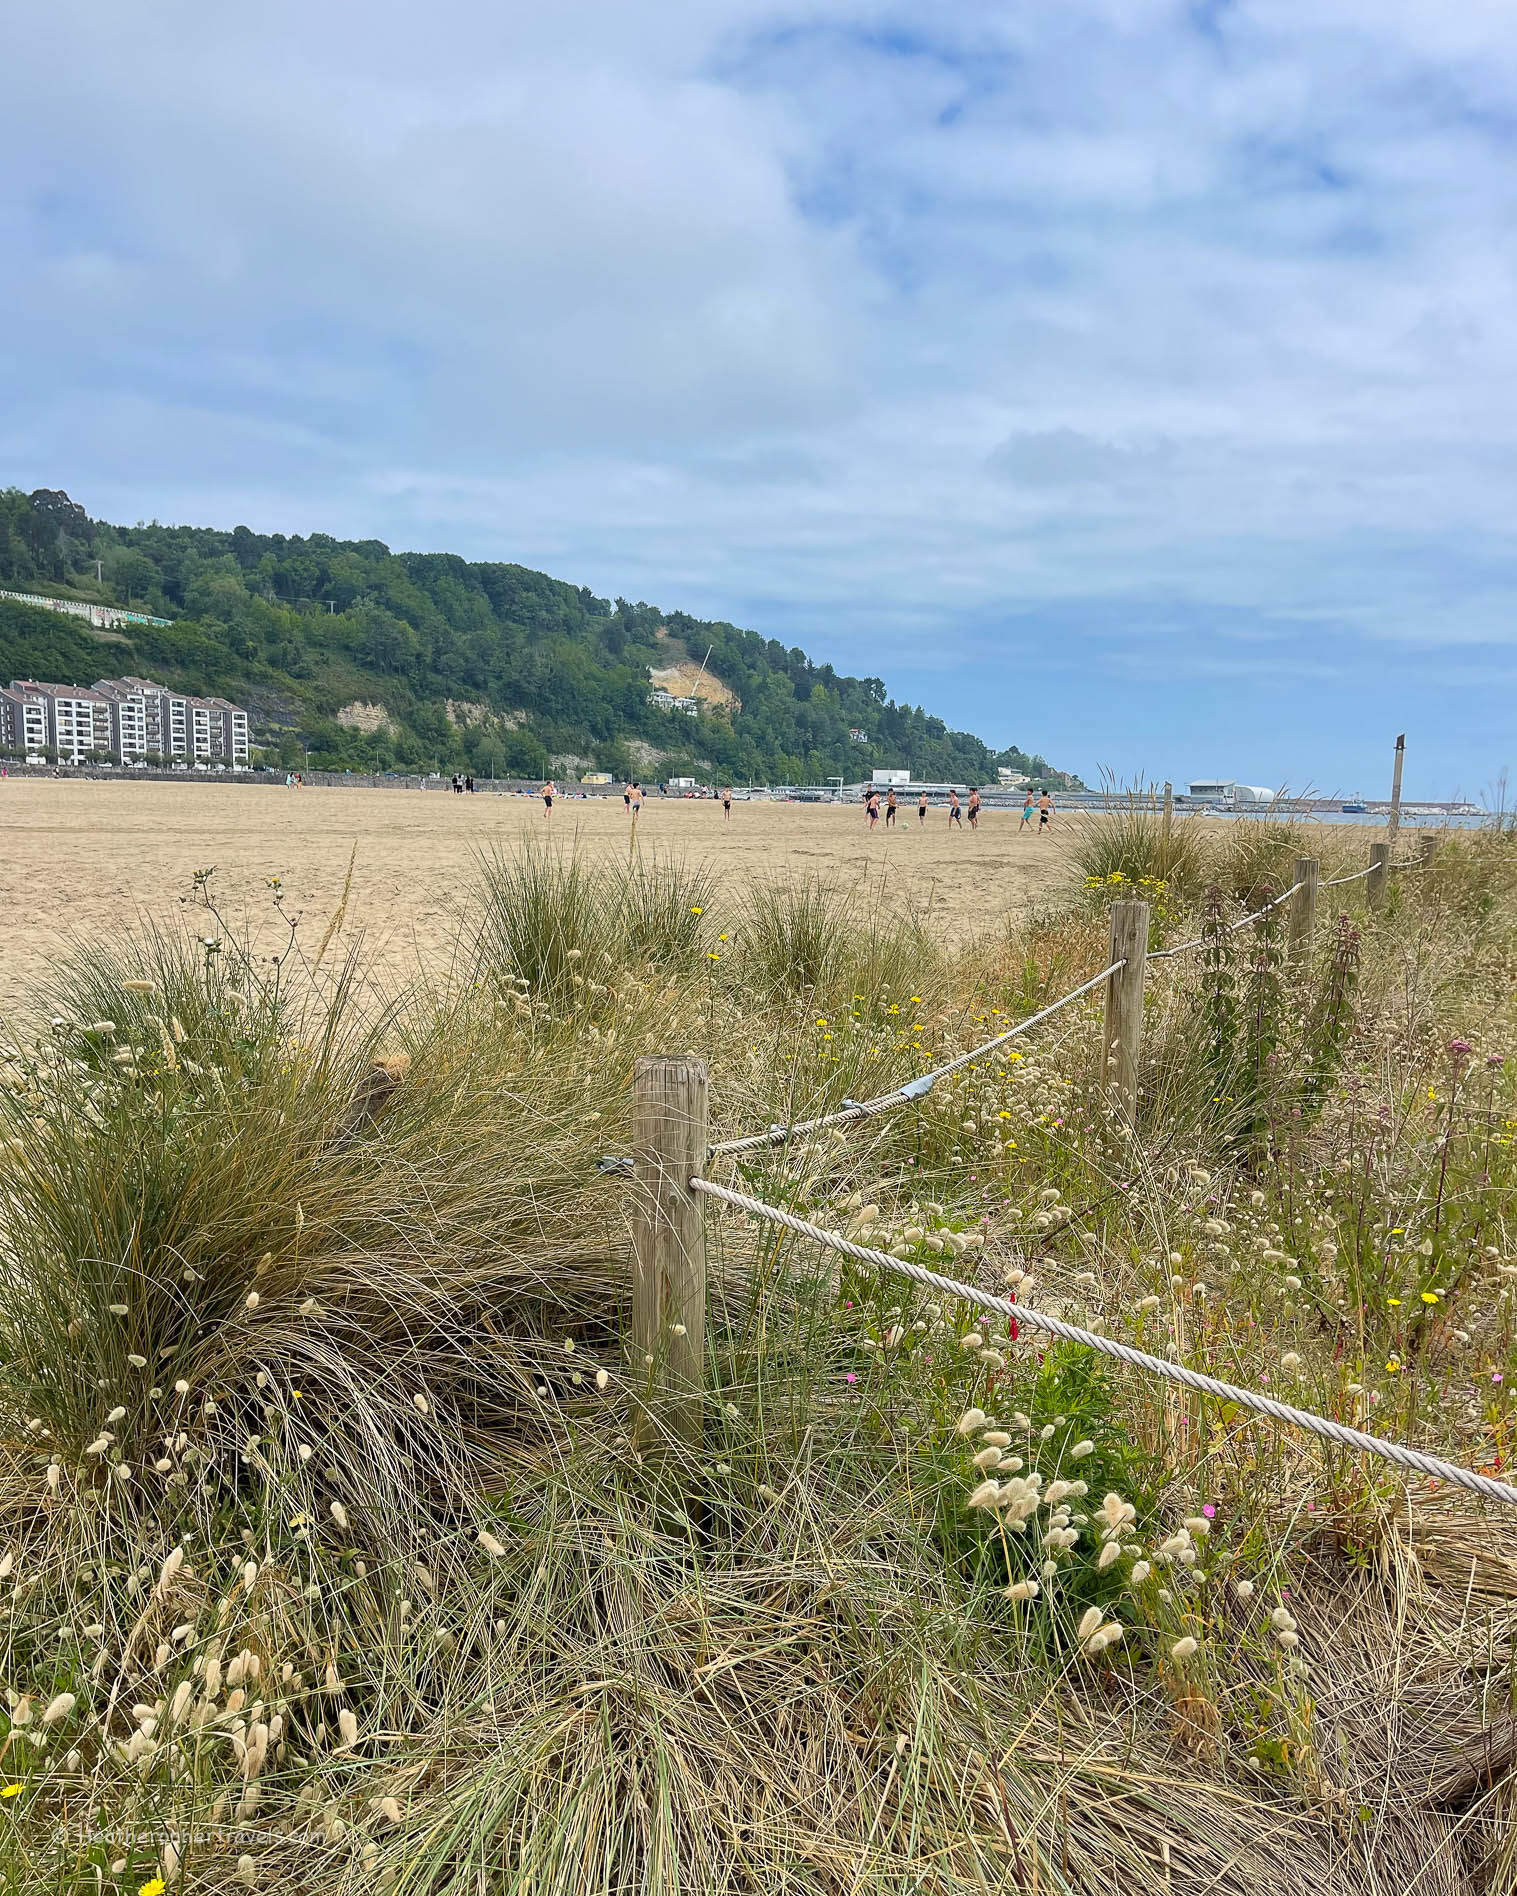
left=0, top=487, right=1080, bottom=787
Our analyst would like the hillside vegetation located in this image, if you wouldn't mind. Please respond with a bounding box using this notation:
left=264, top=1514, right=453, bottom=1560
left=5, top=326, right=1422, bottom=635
left=0, top=487, right=1076, bottom=787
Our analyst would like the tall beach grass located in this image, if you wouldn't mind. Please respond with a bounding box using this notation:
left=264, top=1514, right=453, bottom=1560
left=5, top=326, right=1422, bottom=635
left=0, top=833, right=1512, bottom=1893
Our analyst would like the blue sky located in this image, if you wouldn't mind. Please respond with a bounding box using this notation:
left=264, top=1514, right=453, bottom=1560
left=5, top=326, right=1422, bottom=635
left=4, top=0, right=1515, bottom=797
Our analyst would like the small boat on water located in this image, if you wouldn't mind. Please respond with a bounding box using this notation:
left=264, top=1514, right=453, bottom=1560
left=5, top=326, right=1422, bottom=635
left=1341, top=802, right=1366, bottom=814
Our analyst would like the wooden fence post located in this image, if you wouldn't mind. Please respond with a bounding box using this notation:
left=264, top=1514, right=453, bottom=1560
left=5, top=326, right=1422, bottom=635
left=1289, top=856, right=1319, bottom=958
left=1367, top=841, right=1390, bottom=909
left=1104, top=901, right=1149, bottom=1119
left=631, top=1056, right=708, bottom=1452
left=1388, top=733, right=1405, bottom=844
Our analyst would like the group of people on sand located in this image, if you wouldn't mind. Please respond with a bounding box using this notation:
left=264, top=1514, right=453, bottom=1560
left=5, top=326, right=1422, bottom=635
left=539, top=778, right=736, bottom=822
left=864, top=785, right=1054, bottom=833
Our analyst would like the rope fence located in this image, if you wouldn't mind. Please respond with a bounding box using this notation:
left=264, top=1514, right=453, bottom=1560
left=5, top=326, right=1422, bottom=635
left=1146, top=878, right=1304, bottom=963
left=629, top=833, right=1504, bottom=1507
left=710, top=962, right=1122, bottom=1156
left=689, top=1177, right=1517, bottom=1507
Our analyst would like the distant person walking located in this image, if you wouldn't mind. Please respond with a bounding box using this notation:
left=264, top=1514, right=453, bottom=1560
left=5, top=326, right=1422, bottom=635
left=967, top=787, right=980, bottom=831
left=624, top=781, right=633, bottom=814
left=866, top=788, right=880, bottom=829
left=1019, top=791, right=1035, bottom=830
left=885, top=787, right=897, bottom=827
left=947, top=789, right=962, bottom=829
left=630, top=781, right=644, bottom=820
left=542, top=779, right=555, bottom=817
left=1038, top=791, right=1053, bottom=835
left=722, top=786, right=732, bottom=821
left=918, top=789, right=928, bottom=825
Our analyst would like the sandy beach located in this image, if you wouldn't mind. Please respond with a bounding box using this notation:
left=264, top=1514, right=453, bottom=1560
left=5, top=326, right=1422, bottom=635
left=0, top=780, right=1083, bottom=1014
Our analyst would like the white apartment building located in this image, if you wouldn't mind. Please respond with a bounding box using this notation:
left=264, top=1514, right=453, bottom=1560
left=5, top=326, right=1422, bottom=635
left=5, top=680, right=113, bottom=762
left=94, top=676, right=250, bottom=767
left=2, top=674, right=252, bottom=767
left=0, top=686, right=50, bottom=757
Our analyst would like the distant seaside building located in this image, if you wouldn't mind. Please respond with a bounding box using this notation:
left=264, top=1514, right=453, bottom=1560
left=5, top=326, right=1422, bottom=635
left=871, top=768, right=911, bottom=785
left=1187, top=780, right=1276, bottom=807
left=1, top=673, right=250, bottom=767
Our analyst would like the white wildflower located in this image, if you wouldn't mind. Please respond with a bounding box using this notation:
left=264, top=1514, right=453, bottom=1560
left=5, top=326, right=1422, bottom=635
left=1234, top=1580, right=1255, bottom=1601
left=477, top=1530, right=506, bottom=1559
left=412, top=1393, right=430, bottom=1416
left=1170, top=1636, right=1198, bottom=1660
left=1005, top=1579, right=1039, bottom=1602
left=329, top=1501, right=349, bottom=1531
left=955, top=1409, right=988, bottom=1436
left=1129, top=1561, right=1151, bottom=1584
left=1077, top=1606, right=1103, bottom=1641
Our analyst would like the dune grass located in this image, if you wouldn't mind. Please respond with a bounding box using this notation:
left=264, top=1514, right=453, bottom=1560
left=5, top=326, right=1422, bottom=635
left=0, top=833, right=1514, bottom=1893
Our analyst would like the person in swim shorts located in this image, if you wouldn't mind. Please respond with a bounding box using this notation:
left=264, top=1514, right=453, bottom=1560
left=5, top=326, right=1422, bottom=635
left=967, top=787, right=980, bottom=830
left=1038, top=791, right=1053, bottom=834
left=885, top=787, right=897, bottom=826
left=948, top=789, right=962, bottom=827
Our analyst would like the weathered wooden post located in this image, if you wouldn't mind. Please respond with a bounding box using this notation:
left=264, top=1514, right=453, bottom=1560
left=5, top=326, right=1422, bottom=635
left=630, top=1056, right=708, bottom=1452
left=1289, top=856, right=1319, bottom=958
left=1367, top=841, right=1390, bottom=910
left=1104, top=901, right=1149, bottom=1119
left=1388, top=733, right=1405, bottom=844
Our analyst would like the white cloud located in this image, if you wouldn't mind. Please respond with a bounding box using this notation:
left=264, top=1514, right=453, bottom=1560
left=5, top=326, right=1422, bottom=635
left=2, top=0, right=1515, bottom=787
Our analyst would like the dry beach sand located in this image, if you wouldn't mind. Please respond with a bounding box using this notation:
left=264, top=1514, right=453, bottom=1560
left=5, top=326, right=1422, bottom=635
left=0, top=779, right=1083, bottom=1016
